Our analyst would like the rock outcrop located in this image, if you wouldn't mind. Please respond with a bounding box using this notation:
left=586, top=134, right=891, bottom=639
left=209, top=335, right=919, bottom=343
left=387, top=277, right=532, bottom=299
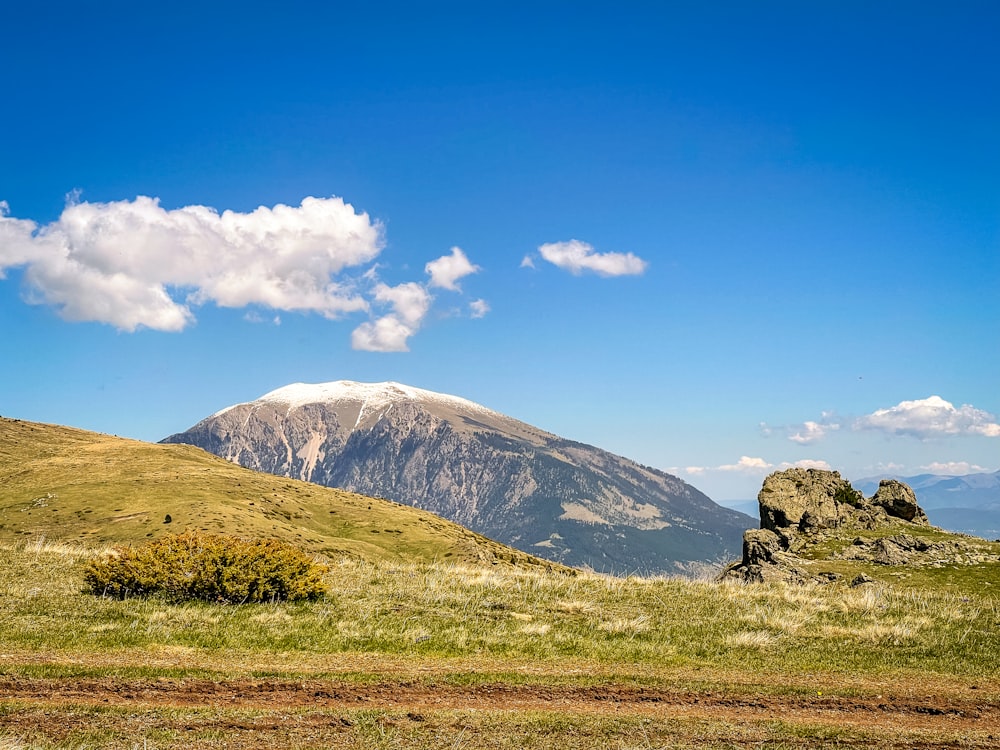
left=722, top=468, right=933, bottom=583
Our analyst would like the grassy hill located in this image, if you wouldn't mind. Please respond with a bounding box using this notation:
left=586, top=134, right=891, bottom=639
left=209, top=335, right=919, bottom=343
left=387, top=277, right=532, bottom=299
left=0, top=416, right=556, bottom=569
left=1, top=418, right=999, bottom=748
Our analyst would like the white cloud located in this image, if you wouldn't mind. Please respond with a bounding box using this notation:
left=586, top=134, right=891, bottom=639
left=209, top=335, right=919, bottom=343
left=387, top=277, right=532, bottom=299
left=782, top=459, right=833, bottom=471
left=351, top=316, right=415, bottom=353
left=373, top=282, right=431, bottom=327
left=351, top=281, right=432, bottom=352
left=469, top=298, right=490, bottom=318
left=920, top=461, right=990, bottom=475
left=855, top=396, right=1000, bottom=439
left=719, top=456, right=773, bottom=473
left=425, top=246, right=479, bottom=290
left=788, top=420, right=838, bottom=444
left=0, top=196, right=382, bottom=331
left=677, top=456, right=831, bottom=477
left=244, top=311, right=282, bottom=326
left=350, top=246, right=487, bottom=352
left=537, top=240, right=648, bottom=277
left=520, top=255, right=535, bottom=269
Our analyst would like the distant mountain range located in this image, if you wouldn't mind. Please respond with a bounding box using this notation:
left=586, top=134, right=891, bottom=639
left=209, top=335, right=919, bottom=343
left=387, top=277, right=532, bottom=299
left=162, top=381, right=753, bottom=574
left=724, top=470, right=1000, bottom=540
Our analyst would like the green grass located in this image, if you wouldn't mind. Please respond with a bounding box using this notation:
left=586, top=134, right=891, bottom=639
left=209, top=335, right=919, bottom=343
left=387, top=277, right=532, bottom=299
left=2, top=705, right=986, bottom=750
left=785, top=521, right=1000, bottom=597
left=0, top=417, right=557, bottom=570
left=1, top=542, right=997, bottom=748
left=3, top=417, right=1000, bottom=747
left=1, top=540, right=997, bottom=681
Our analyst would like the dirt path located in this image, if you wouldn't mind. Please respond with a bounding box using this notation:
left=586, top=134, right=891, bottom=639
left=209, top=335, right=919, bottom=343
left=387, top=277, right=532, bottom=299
left=1, top=676, right=996, bottom=733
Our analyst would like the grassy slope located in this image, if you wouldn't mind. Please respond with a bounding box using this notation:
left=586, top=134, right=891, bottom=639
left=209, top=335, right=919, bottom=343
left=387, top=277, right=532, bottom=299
left=0, top=542, right=997, bottom=748
left=0, top=417, right=555, bottom=570
left=2, top=416, right=999, bottom=747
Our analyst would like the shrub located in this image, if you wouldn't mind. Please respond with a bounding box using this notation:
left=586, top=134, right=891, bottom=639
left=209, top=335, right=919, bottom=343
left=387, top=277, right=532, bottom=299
left=83, top=532, right=329, bottom=603
left=834, top=484, right=864, bottom=508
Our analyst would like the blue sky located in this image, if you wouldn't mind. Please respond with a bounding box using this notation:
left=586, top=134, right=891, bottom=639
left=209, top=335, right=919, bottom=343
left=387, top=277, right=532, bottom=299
left=1, top=1, right=997, bottom=501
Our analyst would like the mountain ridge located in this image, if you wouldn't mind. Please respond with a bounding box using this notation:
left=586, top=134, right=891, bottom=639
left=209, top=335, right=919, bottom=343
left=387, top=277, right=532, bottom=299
left=163, top=380, right=753, bottom=575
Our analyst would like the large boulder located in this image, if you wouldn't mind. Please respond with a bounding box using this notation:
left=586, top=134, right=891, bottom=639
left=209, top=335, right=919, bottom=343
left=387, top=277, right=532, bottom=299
left=725, top=528, right=808, bottom=584
left=757, top=468, right=861, bottom=533
left=872, top=479, right=929, bottom=525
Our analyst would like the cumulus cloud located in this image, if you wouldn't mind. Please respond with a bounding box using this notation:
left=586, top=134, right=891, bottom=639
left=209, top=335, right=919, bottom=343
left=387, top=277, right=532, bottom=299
left=351, top=282, right=432, bottom=353
left=351, top=315, right=416, bottom=353
left=0, top=195, right=381, bottom=331
left=855, top=396, right=1000, bottom=439
left=350, top=243, right=488, bottom=351
left=520, top=255, right=535, bottom=269
left=719, top=456, right=773, bottom=473
left=425, top=246, right=480, bottom=290
left=536, top=240, right=648, bottom=277
left=788, top=459, right=833, bottom=471
left=2, top=195, right=493, bottom=351
left=469, top=298, right=490, bottom=318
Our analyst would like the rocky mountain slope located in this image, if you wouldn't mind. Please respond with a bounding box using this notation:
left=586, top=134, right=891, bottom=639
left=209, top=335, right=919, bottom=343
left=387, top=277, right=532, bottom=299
left=162, top=381, right=752, bottom=574
left=722, top=467, right=1000, bottom=587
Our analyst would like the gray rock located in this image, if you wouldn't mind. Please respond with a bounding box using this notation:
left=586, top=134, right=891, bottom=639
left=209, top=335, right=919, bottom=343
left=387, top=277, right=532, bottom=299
left=871, top=537, right=912, bottom=566
left=741, top=528, right=783, bottom=566
left=758, top=468, right=860, bottom=533
left=872, top=480, right=929, bottom=525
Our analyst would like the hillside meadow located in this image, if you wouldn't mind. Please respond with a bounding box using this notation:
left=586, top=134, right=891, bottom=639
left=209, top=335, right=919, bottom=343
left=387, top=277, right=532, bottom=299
left=0, top=417, right=552, bottom=570
left=1, top=417, right=998, bottom=748
left=1, top=539, right=998, bottom=749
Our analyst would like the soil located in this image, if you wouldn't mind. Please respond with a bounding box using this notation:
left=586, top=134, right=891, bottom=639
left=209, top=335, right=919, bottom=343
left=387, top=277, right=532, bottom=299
left=1, top=675, right=997, bottom=748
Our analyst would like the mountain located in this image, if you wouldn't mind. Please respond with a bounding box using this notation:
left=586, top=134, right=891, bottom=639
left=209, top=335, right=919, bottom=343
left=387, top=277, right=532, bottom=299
left=853, top=470, right=1000, bottom=539
left=162, top=381, right=753, bottom=574
left=0, top=416, right=557, bottom=570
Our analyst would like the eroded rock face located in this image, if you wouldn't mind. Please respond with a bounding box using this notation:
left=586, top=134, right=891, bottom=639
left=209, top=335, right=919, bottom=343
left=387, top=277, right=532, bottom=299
left=758, top=468, right=861, bottom=533
left=734, top=528, right=808, bottom=584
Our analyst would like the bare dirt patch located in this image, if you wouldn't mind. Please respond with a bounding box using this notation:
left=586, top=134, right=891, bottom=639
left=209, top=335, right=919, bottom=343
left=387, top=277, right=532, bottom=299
left=1, top=676, right=996, bottom=730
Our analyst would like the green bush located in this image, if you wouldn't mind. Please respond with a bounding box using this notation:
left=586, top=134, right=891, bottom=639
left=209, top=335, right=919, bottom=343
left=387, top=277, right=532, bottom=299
left=84, top=532, right=329, bottom=603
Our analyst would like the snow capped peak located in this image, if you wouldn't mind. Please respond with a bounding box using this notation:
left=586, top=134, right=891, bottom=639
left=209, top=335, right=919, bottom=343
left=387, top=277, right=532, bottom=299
left=254, top=380, right=498, bottom=416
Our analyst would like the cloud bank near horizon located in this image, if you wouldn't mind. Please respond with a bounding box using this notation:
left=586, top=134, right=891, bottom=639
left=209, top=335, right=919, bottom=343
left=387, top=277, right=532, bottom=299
left=676, top=456, right=832, bottom=479
left=0, top=196, right=487, bottom=351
